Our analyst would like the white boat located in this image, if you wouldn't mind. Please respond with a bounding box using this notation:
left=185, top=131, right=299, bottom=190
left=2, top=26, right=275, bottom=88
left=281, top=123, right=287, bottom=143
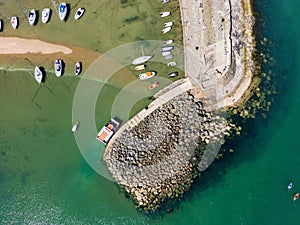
left=132, top=47, right=152, bottom=65
left=167, top=61, right=177, bottom=67
left=34, top=66, right=43, bottom=84
left=165, top=54, right=173, bottom=60
left=139, top=71, right=156, bottom=80
left=54, top=59, right=63, bottom=77
left=165, top=39, right=173, bottom=45
left=160, top=11, right=170, bottom=17
left=162, top=27, right=171, bottom=34
left=72, top=122, right=79, bottom=132
left=74, top=8, right=85, bottom=20
left=162, top=0, right=170, bottom=4
left=168, top=72, right=178, bottom=78
left=161, top=46, right=174, bottom=52
left=11, top=16, right=18, bottom=29
left=59, top=3, right=67, bottom=21
left=42, top=8, right=51, bottom=23
left=74, top=62, right=81, bottom=75
left=96, top=119, right=120, bottom=145
left=0, top=19, right=3, bottom=32
left=164, top=22, right=173, bottom=27
left=162, top=51, right=171, bottom=57
left=28, top=9, right=36, bottom=25
left=135, top=65, right=146, bottom=71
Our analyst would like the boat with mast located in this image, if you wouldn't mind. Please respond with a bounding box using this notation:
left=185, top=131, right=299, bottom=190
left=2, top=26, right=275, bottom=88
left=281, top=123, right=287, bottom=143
left=132, top=46, right=152, bottom=65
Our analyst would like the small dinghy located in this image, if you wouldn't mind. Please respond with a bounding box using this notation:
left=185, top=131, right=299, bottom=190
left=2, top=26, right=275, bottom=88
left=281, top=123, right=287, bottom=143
left=161, top=46, right=174, bottom=52
left=288, top=182, right=294, bottom=190
left=42, top=8, right=51, bottom=23
left=168, top=72, right=178, bottom=78
left=164, top=22, right=173, bottom=27
left=11, top=16, right=18, bottom=29
left=75, top=8, right=85, bottom=20
left=74, top=62, right=82, bottom=75
left=165, top=39, right=174, bottom=45
left=72, top=122, right=79, bottom=132
left=135, top=65, right=146, bottom=71
left=293, top=193, right=299, bottom=201
left=165, top=54, right=173, bottom=60
left=162, top=51, right=171, bottom=57
left=162, top=27, right=171, bottom=34
left=59, top=3, right=67, bottom=21
left=28, top=9, right=36, bottom=25
left=148, top=81, right=160, bottom=90
left=160, top=11, right=170, bottom=17
left=167, top=61, right=177, bottom=67
left=34, top=66, right=43, bottom=84
left=54, top=59, right=63, bottom=77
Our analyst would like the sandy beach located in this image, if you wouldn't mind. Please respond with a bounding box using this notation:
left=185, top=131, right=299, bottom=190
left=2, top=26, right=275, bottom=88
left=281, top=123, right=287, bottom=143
left=0, top=37, right=72, bottom=55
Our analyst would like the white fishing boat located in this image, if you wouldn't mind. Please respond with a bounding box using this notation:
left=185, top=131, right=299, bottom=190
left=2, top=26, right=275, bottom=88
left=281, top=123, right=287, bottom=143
left=162, top=0, right=170, bottom=4
left=74, top=62, right=81, bottom=75
left=164, top=22, right=173, bottom=27
left=72, top=122, right=79, bottom=132
left=54, top=59, right=63, bottom=77
left=11, top=16, right=18, bottom=29
left=0, top=19, right=3, bottom=32
left=167, top=61, right=177, bottom=67
left=165, top=54, right=173, bottom=60
left=168, top=72, right=178, bottom=78
left=161, top=46, right=174, bottom=52
left=162, top=27, right=171, bottom=34
left=59, top=3, right=67, bottom=21
left=160, top=11, right=170, bottom=17
left=28, top=9, right=36, bottom=25
left=42, top=8, right=51, bottom=23
left=132, top=47, right=152, bottom=65
left=34, top=66, right=43, bottom=84
left=139, top=71, right=156, bottom=80
left=135, top=65, right=146, bottom=71
left=74, top=8, right=85, bottom=20
left=162, top=51, right=171, bottom=57
left=96, top=119, right=120, bottom=145
left=165, top=39, right=174, bottom=45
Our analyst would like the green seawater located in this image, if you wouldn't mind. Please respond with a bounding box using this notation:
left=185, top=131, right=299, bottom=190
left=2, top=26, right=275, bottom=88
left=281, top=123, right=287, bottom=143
left=1, top=0, right=300, bottom=224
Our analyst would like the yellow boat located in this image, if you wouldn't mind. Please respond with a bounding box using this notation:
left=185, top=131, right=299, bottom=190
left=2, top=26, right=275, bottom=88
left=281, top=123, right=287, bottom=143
left=135, top=65, right=146, bottom=71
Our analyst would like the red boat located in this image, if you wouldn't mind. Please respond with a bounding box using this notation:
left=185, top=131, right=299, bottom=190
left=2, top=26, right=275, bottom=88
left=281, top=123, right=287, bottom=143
left=293, top=193, right=299, bottom=201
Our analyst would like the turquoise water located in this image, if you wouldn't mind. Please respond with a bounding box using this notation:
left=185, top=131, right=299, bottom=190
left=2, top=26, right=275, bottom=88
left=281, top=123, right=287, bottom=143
left=1, top=0, right=300, bottom=224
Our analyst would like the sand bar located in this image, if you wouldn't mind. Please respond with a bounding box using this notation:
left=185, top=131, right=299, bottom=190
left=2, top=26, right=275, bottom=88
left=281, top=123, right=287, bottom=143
left=0, top=37, right=72, bottom=55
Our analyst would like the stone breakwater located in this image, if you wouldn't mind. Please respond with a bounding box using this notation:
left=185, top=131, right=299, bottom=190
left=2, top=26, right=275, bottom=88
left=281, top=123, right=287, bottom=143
left=104, top=92, right=237, bottom=211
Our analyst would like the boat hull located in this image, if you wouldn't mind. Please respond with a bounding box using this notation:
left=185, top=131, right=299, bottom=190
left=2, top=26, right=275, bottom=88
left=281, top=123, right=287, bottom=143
left=75, top=62, right=82, bottom=75
left=139, top=71, right=156, bottom=80
left=75, top=8, right=85, bottom=20
left=168, top=72, right=178, bottom=78
left=54, top=59, right=63, bottom=77
left=96, top=119, right=120, bottom=145
left=34, top=66, right=43, bottom=84
left=59, top=3, right=67, bottom=21
left=42, top=8, right=51, bottom=23
left=135, top=65, right=146, bottom=71
left=132, top=56, right=152, bottom=65
left=11, top=17, right=18, bottom=29
left=162, top=27, right=171, bottom=34
left=28, top=10, right=36, bottom=25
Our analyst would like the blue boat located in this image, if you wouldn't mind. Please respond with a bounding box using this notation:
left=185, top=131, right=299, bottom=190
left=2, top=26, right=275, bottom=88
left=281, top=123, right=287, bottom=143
left=59, top=3, right=67, bottom=21
left=287, top=182, right=293, bottom=190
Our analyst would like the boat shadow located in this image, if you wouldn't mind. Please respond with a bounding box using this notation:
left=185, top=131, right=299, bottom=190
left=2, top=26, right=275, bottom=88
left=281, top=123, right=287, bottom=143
left=64, top=4, right=71, bottom=22
left=39, top=67, right=46, bottom=83
left=33, top=11, right=39, bottom=26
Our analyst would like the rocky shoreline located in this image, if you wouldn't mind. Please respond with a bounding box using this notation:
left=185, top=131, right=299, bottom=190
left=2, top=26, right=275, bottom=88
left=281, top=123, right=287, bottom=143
left=104, top=92, right=238, bottom=211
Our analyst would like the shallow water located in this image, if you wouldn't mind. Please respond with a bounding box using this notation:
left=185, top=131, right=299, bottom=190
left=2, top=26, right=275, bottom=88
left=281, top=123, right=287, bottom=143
left=1, top=0, right=300, bottom=224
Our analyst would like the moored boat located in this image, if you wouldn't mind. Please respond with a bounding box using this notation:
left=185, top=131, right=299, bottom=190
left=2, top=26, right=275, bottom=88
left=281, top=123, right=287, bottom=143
left=11, top=16, right=18, bottom=29
left=165, top=54, right=173, bottom=60
left=162, top=51, right=171, bottom=57
left=54, top=59, right=63, bottom=77
left=168, top=71, right=178, bottom=78
left=160, top=11, right=170, bottom=17
left=167, top=61, right=177, bottom=67
left=34, top=66, right=43, bottom=84
left=161, top=46, right=174, bottom=52
left=161, top=0, right=170, bottom=4
left=293, top=193, right=299, bottom=201
left=72, top=122, right=79, bottom=132
left=28, top=9, right=36, bottom=25
left=132, top=56, right=152, bottom=65
left=165, top=39, right=174, bottom=45
left=59, top=3, right=67, bottom=21
left=74, top=62, right=82, bottom=75
left=42, top=8, right=51, bottom=23
left=135, top=64, right=146, bottom=71
left=74, top=8, right=85, bottom=20
left=148, top=81, right=160, bottom=90
left=96, top=119, right=120, bottom=145
left=162, top=27, right=171, bottom=34
left=288, top=182, right=294, bottom=190
left=139, top=71, right=156, bottom=80
left=164, top=22, right=173, bottom=27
